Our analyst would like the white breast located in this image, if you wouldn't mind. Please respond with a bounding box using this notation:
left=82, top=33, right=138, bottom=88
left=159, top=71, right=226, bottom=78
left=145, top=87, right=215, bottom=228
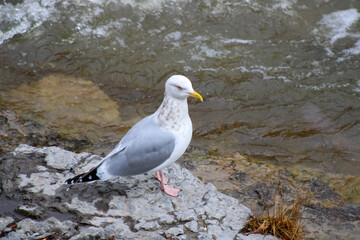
left=152, top=96, right=193, bottom=171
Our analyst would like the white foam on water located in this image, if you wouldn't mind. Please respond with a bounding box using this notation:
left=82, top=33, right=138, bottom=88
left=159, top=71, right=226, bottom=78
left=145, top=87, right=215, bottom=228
left=313, top=8, right=360, bottom=58
left=0, top=0, right=57, bottom=45
left=188, top=35, right=230, bottom=61
left=278, top=75, right=291, bottom=83
left=353, top=80, right=360, bottom=94
left=0, top=0, right=171, bottom=46
left=234, top=0, right=297, bottom=16
left=319, top=8, right=360, bottom=44
left=120, top=0, right=167, bottom=11
left=342, top=39, right=360, bottom=55
left=298, top=82, right=351, bottom=91
left=271, top=0, right=297, bottom=15
left=76, top=20, right=126, bottom=38
left=164, top=31, right=182, bottom=42
left=336, top=39, right=360, bottom=62
left=164, top=31, right=183, bottom=47
left=222, top=38, right=255, bottom=45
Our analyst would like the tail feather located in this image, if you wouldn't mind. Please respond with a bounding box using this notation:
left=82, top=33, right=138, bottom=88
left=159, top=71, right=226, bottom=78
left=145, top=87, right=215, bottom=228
left=65, top=166, right=100, bottom=185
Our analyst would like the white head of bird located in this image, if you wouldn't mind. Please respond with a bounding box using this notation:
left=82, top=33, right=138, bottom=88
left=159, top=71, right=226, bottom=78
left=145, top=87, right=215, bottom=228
left=165, top=75, right=203, bottom=102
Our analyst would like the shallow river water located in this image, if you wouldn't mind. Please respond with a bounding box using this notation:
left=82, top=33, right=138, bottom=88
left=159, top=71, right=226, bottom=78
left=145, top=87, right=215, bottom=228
left=1, top=0, right=360, bottom=176
left=1, top=1, right=360, bottom=239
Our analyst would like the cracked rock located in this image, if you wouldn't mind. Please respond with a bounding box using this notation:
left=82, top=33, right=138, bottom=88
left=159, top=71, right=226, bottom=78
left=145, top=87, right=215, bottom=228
left=0, top=144, right=277, bottom=240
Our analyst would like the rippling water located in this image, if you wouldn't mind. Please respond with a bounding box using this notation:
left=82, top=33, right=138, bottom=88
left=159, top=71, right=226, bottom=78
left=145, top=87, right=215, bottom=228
left=1, top=0, right=360, bottom=175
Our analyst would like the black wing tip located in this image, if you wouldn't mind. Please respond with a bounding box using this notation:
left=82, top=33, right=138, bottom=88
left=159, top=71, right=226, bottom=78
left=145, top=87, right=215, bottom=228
left=65, top=178, right=76, bottom=184
left=65, top=173, right=84, bottom=185
left=65, top=169, right=100, bottom=185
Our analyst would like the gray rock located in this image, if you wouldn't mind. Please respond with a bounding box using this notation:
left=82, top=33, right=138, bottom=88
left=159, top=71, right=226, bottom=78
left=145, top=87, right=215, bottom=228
left=174, top=209, right=197, bottom=221
left=2, top=228, right=12, bottom=233
left=17, top=205, right=45, bottom=219
left=0, top=217, right=14, bottom=231
left=197, top=232, right=215, bottom=240
left=204, top=219, right=218, bottom=225
left=1, top=217, right=77, bottom=240
left=164, top=225, right=184, bottom=237
left=207, top=224, right=223, bottom=238
left=68, top=226, right=103, bottom=240
left=1, top=231, right=22, bottom=240
left=185, top=220, right=198, bottom=232
left=306, top=178, right=342, bottom=202
left=134, top=219, right=161, bottom=231
left=1, top=144, right=277, bottom=240
left=236, top=233, right=279, bottom=240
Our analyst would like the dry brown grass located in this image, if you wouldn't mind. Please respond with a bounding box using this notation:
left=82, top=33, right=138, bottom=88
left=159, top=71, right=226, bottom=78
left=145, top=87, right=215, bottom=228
left=240, top=197, right=305, bottom=240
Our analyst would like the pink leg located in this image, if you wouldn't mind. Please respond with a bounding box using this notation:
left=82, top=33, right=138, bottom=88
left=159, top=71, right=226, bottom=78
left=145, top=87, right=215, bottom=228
left=155, top=170, right=168, bottom=185
left=154, top=170, right=180, bottom=197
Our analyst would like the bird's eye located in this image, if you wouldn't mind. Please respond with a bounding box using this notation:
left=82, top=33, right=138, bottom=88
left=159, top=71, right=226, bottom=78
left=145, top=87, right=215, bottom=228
left=177, top=86, right=183, bottom=90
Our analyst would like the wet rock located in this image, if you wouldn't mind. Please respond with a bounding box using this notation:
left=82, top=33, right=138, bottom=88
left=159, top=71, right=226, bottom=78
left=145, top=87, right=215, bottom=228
left=17, top=205, right=45, bottom=219
left=0, top=109, right=91, bottom=153
left=305, top=178, right=342, bottom=203
left=230, top=170, right=250, bottom=183
left=178, top=155, right=199, bottom=170
left=186, top=145, right=210, bottom=156
left=303, top=203, right=360, bottom=240
left=0, top=144, right=276, bottom=240
left=222, top=162, right=360, bottom=240
left=252, top=183, right=275, bottom=207
left=3, top=74, right=123, bottom=147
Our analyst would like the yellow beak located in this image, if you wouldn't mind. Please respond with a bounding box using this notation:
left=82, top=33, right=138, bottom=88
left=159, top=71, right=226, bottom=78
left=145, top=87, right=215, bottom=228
left=189, top=90, right=203, bottom=102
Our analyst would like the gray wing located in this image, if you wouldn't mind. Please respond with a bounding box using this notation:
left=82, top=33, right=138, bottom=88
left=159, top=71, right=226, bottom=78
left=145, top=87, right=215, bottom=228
left=101, top=115, right=175, bottom=176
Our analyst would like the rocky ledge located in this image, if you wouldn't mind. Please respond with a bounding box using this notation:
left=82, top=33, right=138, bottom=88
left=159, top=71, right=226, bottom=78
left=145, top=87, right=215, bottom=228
left=0, top=144, right=277, bottom=240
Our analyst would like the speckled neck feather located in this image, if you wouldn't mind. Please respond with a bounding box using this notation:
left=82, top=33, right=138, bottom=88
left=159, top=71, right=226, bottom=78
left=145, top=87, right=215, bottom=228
left=155, top=94, right=189, bottom=131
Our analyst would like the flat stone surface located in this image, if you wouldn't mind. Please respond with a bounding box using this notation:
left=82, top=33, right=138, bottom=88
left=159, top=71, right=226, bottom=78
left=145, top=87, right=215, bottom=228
left=0, top=144, right=277, bottom=240
left=237, top=234, right=279, bottom=240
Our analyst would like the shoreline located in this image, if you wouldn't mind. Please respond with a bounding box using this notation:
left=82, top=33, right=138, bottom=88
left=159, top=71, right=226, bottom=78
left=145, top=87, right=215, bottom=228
left=0, top=108, right=359, bottom=239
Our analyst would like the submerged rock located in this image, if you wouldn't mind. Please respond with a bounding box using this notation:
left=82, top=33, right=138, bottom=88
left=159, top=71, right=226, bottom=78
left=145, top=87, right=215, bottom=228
left=0, top=144, right=277, bottom=240
left=0, top=109, right=91, bottom=153
left=3, top=74, right=122, bottom=140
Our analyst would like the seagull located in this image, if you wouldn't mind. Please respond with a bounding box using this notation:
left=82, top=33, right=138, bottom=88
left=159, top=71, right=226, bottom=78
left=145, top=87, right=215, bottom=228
left=65, top=75, right=203, bottom=197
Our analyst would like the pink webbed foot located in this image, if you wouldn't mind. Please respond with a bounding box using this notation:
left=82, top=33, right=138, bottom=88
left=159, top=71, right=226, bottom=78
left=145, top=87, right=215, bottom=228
left=162, top=184, right=180, bottom=197
left=154, top=170, right=180, bottom=197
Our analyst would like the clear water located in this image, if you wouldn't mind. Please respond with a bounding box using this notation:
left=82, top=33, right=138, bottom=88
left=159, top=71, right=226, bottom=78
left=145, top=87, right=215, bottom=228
left=1, top=0, right=360, bottom=175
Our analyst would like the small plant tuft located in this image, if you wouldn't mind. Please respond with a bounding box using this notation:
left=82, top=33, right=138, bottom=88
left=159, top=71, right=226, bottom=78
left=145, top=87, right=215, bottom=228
left=240, top=197, right=305, bottom=240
